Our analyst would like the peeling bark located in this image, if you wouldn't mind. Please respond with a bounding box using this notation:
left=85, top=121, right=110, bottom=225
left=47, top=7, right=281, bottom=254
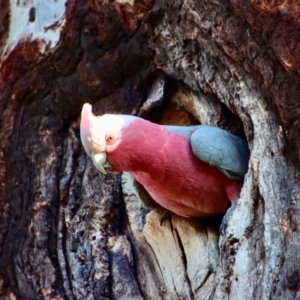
left=1, top=0, right=300, bottom=299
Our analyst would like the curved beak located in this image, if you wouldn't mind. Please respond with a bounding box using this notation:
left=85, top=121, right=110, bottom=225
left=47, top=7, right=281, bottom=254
left=91, top=152, right=108, bottom=174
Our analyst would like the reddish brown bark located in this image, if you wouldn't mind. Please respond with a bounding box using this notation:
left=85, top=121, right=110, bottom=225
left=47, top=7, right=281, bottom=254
left=1, top=1, right=300, bottom=299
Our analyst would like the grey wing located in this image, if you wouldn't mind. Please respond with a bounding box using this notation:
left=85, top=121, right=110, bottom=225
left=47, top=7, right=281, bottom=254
left=190, top=126, right=250, bottom=180
left=164, top=125, right=201, bottom=139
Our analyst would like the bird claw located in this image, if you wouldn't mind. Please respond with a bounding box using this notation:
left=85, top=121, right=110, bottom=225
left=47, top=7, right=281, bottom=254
left=219, top=203, right=236, bottom=235
left=160, top=210, right=172, bottom=226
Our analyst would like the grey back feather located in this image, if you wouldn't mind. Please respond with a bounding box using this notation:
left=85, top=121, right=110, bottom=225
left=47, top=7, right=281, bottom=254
left=165, top=125, right=250, bottom=180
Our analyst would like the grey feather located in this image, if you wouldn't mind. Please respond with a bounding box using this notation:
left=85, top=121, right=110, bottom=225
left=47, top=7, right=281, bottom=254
left=165, top=125, right=200, bottom=140
left=165, top=125, right=250, bottom=180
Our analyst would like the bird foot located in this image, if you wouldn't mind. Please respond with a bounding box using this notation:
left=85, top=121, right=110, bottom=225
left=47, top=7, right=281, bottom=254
left=160, top=210, right=172, bottom=226
left=219, top=203, right=236, bottom=235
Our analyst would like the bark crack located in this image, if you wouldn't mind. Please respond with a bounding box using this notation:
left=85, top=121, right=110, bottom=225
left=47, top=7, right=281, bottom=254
left=56, top=124, right=81, bottom=300
left=125, top=234, right=147, bottom=299
left=171, top=220, right=193, bottom=300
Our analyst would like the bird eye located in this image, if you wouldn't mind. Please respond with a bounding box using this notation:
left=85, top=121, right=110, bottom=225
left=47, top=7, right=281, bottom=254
left=105, top=132, right=115, bottom=145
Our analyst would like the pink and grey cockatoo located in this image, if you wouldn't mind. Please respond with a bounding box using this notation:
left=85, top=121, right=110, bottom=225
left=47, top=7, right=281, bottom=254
left=80, top=103, right=249, bottom=231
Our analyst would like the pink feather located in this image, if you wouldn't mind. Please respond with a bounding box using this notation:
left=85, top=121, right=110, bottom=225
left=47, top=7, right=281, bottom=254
left=105, top=118, right=241, bottom=217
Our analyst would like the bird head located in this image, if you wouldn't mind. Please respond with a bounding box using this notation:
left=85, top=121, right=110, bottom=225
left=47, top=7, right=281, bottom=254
left=80, top=103, right=137, bottom=174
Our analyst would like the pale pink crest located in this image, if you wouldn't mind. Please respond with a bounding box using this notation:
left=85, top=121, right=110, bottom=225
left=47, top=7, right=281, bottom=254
left=80, top=103, right=94, bottom=155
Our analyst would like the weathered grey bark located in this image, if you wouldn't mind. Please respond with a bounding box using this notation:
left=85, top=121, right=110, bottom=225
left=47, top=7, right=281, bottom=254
left=1, top=0, right=300, bottom=299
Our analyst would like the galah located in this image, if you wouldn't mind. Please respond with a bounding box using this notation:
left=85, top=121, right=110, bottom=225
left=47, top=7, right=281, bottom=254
left=80, top=103, right=250, bottom=229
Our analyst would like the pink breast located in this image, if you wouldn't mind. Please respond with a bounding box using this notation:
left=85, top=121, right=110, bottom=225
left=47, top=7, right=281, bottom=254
left=108, top=119, right=238, bottom=217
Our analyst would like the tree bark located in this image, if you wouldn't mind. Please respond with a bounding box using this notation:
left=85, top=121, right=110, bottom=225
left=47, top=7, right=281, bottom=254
left=1, top=0, right=300, bottom=299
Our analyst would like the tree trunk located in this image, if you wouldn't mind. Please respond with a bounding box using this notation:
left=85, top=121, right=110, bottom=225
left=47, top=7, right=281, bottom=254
left=1, top=0, right=300, bottom=299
